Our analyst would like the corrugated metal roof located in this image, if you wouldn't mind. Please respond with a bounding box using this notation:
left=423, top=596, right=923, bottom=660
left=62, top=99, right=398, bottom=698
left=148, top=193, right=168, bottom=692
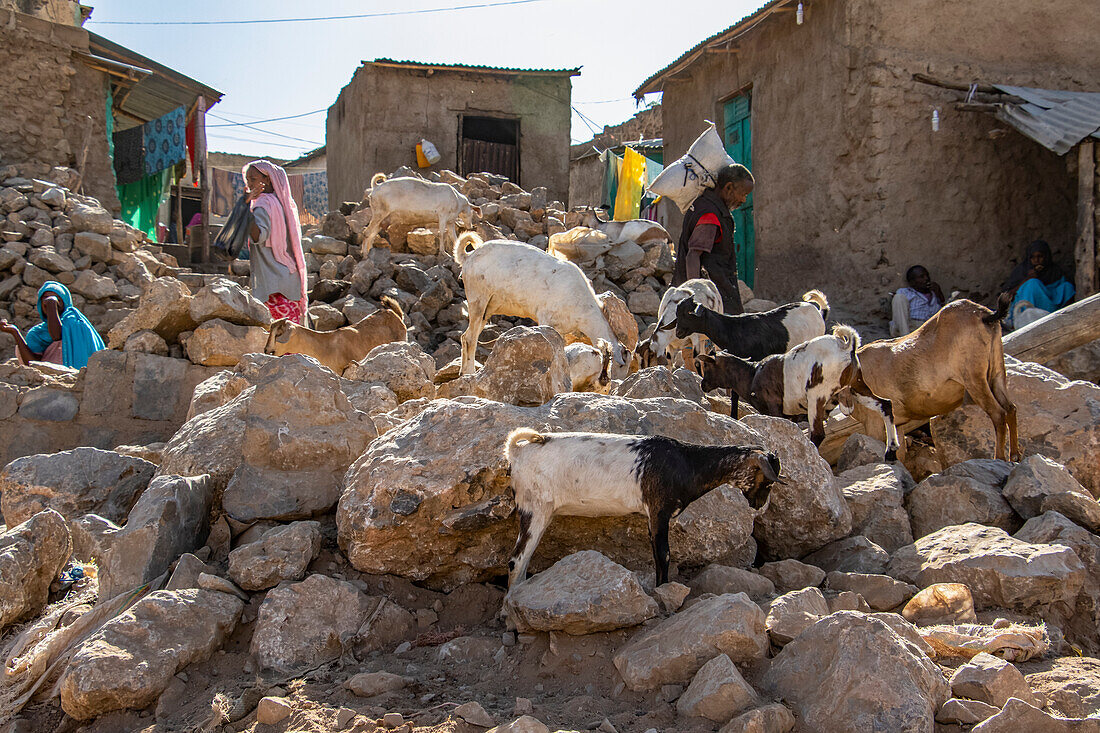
left=633, top=0, right=790, bottom=97
left=989, top=85, right=1100, bottom=155
left=367, top=58, right=580, bottom=77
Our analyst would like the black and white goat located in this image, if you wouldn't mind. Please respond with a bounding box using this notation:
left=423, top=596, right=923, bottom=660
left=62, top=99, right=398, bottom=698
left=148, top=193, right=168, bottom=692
left=637, top=278, right=723, bottom=373
left=697, top=325, right=900, bottom=458
left=675, top=290, right=829, bottom=361
left=504, top=429, right=784, bottom=588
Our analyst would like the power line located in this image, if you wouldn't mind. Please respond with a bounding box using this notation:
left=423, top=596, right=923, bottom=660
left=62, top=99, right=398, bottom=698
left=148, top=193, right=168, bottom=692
left=88, top=0, right=547, bottom=25
left=207, top=108, right=328, bottom=127
left=206, top=112, right=322, bottom=145
left=206, top=134, right=317, bottom=151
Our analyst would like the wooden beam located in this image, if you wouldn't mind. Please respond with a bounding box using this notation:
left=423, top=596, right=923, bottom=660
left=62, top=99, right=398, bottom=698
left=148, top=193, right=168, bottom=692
left=913, top=73, right=1027, bottom=104
left=1075, top=141, right=1097, bottom=298
left=196, top=95, right=210, bottom=264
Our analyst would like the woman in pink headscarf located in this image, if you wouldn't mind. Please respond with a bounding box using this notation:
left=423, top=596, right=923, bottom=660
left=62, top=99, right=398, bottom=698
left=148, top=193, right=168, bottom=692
left=243, top=160, right=309, bottom=324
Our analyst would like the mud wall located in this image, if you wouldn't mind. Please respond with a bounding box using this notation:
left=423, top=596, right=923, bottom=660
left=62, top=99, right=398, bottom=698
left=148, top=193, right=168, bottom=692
left=327, top=65, right=573, bottom=206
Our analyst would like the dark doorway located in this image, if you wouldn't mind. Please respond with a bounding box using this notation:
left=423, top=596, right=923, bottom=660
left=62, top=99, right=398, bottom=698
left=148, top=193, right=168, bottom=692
left=461, top=115, right=519, bottom=184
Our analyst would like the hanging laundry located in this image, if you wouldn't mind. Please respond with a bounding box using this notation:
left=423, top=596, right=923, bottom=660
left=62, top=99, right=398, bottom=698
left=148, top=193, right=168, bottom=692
left=601, top=150, right=621, bottom=210
left=613, top=147, right=647, bottom=221
left=143, top=106, right=186, bottom=176
left=116, top=169, right=169, bottom=239
left=301, top=171, right=329, bottom=223
left=112, top=125, right=145, bottom=185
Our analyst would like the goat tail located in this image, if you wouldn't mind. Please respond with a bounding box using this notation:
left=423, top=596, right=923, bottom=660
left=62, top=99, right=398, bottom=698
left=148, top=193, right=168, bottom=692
left=802, top=289, right=829, bottom=312
left=596, top=339, right=612, bottom=386
left=505, top=428, right=546, bottom=462
left=453, top=231, right=484, bottom=266
left=369, top=172, right=387, bottom=192
left=984, top=291, right=1012, bottom=325
left=379, top=294, right=404, bottom=320
left=831, top=324, right=861, bottom=353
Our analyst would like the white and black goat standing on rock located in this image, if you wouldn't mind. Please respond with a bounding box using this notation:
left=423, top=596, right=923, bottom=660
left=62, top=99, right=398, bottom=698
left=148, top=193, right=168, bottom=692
left=504, top=429, right=785, bottom=588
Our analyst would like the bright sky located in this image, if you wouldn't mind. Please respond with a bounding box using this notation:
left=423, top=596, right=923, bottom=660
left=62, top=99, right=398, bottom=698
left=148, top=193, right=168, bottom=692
left=85, top=0, right=767, bottom=159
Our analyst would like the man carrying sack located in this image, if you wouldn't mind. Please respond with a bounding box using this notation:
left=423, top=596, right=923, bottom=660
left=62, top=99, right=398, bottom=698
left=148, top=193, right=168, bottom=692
left=672, top=163, right=754, bottom=314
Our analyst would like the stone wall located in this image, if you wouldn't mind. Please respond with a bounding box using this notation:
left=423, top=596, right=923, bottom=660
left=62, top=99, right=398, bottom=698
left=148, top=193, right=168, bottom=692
left=658, top=0, right=1099, bottom=323
left=0, top=9, right=118, bottom=213
left=326, top=64, right=573, bottom=206
left=0, top=350, right=218, bottom=466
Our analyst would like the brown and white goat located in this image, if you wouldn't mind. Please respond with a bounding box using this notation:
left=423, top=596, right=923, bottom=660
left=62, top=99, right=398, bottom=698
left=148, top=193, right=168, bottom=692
left=264, top=296, right=406, bottom=375
left=504, top=429, right=784, bottom=588
left=698, top=325, right=900, bottom=457
left=853, top=296, right=1019, bottom=461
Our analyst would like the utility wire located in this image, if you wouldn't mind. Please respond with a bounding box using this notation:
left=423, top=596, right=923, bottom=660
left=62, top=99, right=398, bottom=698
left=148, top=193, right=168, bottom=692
left=206, top=134, right=317, bottom=151
left=206, top=108, right=328, bottom=127
left=206, top=112, right=322, bottom=145
left=89, top=0, right=547, bottom=25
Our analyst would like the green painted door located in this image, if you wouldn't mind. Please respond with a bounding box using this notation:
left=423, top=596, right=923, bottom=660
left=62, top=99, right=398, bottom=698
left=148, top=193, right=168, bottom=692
left=723, top=94, right=754, bottom=288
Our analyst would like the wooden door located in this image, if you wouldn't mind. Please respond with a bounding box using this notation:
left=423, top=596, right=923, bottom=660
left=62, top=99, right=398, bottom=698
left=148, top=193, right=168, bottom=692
left=724, top=94, right=755, bottom=288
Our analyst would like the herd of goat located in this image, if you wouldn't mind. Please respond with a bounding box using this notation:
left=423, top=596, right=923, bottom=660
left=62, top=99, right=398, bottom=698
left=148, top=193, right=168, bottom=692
left=262, top=175, right=1023, bottom=590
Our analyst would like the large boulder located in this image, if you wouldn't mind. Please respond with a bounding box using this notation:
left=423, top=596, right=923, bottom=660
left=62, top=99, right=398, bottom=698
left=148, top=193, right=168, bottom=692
left=970, top=697, right=1100, bottom=732
left=761, top=611, right=950, bottom=733
left=887, top=523, right=1085, bottom=613
left=107, top=277, right=198, bottom=348
left=609, top=367, right=706, bottom=405
left=503, top=551, right=658, bottom=634
left=0, top=448, right=155, bottom=526
left=932, top=359, right=1100, bottom=495
left=342, top=341, right=435, bottom=401
left=337, top=395, right=811, bottom=590
left=58, top=589, right=243, bottom=720
left=188, top=278, right=271, bottom=327
left=676, top=653, right=758, bottom=722
left=906, top=473, right=1018, bottom=539
left=438, top=326, right=571, bottom=406
left=1025, top=656, right=1100, bottom=719
left=1003, top=454, right=1093, bottom=519
left=764, top=587, right=830, bottom=645
left=949, top=651, right=1041, bottom=708
left=612, top=593, right=767, bottom=690
left=836, top=463, right=914, bottom=552
left=228, top=520, right=322, bottom=591
left=71, top=474, right=213, bottom=600
left=184, top=319, right=269, bottom=367
left=0, top=509, right=72, bottom=628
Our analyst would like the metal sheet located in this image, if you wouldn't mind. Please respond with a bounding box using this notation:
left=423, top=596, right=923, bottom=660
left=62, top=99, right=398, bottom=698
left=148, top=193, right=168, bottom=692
left=990, top=85, right=1100, bottom=155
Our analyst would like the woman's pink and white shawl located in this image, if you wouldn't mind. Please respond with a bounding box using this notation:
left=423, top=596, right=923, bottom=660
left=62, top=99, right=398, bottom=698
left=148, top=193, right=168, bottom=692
left=243, top=159, right=308, bottom=314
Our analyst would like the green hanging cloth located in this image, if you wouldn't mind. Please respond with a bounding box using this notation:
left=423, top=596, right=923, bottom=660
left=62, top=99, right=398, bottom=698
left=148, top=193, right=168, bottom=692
left=116, top=169, right=169, bottom=240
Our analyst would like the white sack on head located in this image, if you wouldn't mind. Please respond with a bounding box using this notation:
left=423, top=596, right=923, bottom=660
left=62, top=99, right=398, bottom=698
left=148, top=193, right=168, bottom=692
left=647, top=123, right=737, bottom=213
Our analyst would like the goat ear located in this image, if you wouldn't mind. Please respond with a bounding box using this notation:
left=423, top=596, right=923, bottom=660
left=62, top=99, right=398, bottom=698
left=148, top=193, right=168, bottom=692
left=752, top=452, right=786, bottom=485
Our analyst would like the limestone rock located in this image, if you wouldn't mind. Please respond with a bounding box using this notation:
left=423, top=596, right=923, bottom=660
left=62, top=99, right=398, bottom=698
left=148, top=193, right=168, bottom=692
left=609, top=366, right=705, bottom=405
left=70, top=269, right=117, bottom=300
left=936, top=698, right=999, bottom=725
left=932, top=359, right=1100, bottom=495
left=970, top=697, right=1100, bottom=732
left=188, top=278, right=270, bottom=327
left=719, top=703, right=795, bottom=733
left=950, top=652, right=1040, bottom=708
left=1041, top=492, right=1100, bottom=533
left=836, top=463, right=914, bottom=552
left=107, top=277, right=197, bottom=348
left=69, top=202, right=114, bottom=235
left=404, top=227, right=438, bottom=255
left=1004, top=454, right=1093, bottom=519
left=836, top=433, right=887, bottom=472
left=343, top=341, right=435, bottom=401
left=741, top=414, right=852, bottom=560
left=761, top=611, right=950, bottom=733
left=123, top=329, right=169, bottom=356
left=901, top=582, right=977, bottom=625
left=455, top=701, right=496, bottom=727
left=676, top=654, right=757, bottom=722
left=803, top=535, right=890, bottom=574
left=58, top=589, right=243, bottom=719
left=887, top=523, right=1084, bottom=612
left=439, top=326, right=571, bottom=406
left=1, top=447, right=155, bottom=526
left=71, top=474, right=213, bottom=600
left=691, top=565, right=775, bottom=601
left=758, top=559, right=825, bottom=592
left=653, top=581, right=690, bottom=613
left=669, top=484, right=756, bottom=570
left=159, top=391, right=248, bottom=493
left=827, top=572, right=917, bottom=611
left=503, top=551, right=658, bottom=634
left=943, top=458, right=1013, bottom=488
left=765, top=587, right=829, bottom=645
left=487, top=717, right=551, bottom=733
left=1025, top=656, right=1100, bottom=719
left=0, top=509, right=72, bottom=628
left=256, top=696, right=292, bottom=725
left=73, top=231, right=111, bottom=262
left=228, top=520, right=321, bottom=591
left=184, top=318, right=268, bottom=367
left=345, top=671, right=410, bottom=697
left=337, top=394, right=794, bottom=590
left=906, top=474, right=1018, bottom=539
left=309, top=302, right=346, bottom=331
left=612, top=593, right=767, bottom=690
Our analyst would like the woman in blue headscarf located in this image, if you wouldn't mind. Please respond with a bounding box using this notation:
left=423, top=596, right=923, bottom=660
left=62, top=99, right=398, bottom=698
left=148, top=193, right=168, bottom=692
left=1002, top=240, right=1075, bottom=328
left=0, top=282, right=105, bottom=369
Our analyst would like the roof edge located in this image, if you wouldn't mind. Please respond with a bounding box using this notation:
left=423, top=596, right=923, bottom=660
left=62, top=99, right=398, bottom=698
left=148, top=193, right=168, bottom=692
left=366, top=58, right=581, bottom=77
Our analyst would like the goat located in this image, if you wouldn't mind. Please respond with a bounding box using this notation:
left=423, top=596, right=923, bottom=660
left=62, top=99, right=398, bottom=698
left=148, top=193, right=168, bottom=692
left=853, top=295, right=1019, bottom=461
left=454, top=232, right=628, bottom=375
left=504, top=429, right=784, bottom=588
left=565, top=342, right=612, bottom=393
left=361, top=174, right=481, bottom=256
left=675, top=290, right=829, bottom=362
left=264, top=296, right=406, bottom=375
left=564, top=206, right=671, bottom=246
left=697, top=325, right=901, bottom=457
left=638, top=278, right=723, bottom=374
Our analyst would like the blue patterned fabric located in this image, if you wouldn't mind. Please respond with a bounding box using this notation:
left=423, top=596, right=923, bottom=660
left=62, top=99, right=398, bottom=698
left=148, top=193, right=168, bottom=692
left=24, top=282, right=106, bottom=369
left=143, top=106, right=187, bottom=176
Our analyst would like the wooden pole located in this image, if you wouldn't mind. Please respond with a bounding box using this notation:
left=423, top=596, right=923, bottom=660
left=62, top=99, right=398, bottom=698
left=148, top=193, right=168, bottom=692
left=195, top=95, right=210, bottom=264
left=174, top=182, right=183, bottom=249
left=1075, top=141, right=1097, bottom=299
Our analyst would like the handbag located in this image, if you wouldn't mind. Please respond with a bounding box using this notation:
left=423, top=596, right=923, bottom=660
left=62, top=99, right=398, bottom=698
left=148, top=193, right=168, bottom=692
left=212, top=195, right=254, bottom=262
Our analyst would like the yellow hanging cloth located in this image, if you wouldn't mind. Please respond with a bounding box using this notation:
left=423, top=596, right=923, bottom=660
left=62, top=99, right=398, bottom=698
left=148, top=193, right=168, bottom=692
left=613, top=147, right=647, bottom=221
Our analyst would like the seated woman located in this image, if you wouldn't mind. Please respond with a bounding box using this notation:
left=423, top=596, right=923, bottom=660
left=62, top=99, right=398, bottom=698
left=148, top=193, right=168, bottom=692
left=1003, top=240, right=1075, bottom=329
left=0, top=281, right=105, bottom=369
left=890, top=265, right=945, bottom=336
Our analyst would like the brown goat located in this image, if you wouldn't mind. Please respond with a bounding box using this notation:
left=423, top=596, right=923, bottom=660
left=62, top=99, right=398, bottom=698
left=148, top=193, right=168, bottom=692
left=853, top=296, right=1019, bottom=461
left=264, top=296, right=406, bottom=375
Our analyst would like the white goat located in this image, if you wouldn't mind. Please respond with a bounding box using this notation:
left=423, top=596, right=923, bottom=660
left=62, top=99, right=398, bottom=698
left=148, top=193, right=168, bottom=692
left=504, top=429, right=783, bottom=588
left=639, top=278, right=723, bottom=373
left=565, top=342, right=612, bottom=392
left=454, top=233, right=628, bottom=375
left=362, top=174, right=481, bottom=256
